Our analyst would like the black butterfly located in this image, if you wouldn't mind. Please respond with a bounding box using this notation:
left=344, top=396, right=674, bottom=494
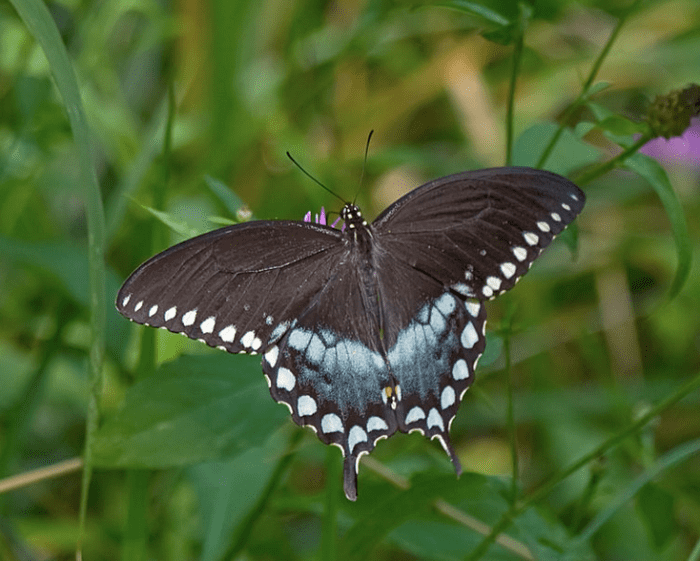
left=116, top=166, right=584, bottom=500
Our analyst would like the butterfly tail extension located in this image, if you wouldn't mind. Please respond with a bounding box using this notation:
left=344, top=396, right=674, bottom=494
left=343, top=454, right=360, bottom=501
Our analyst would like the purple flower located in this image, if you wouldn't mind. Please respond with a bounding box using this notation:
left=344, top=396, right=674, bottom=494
left=640, top=117, right=700, bottom=167
left=303, top=207, right=344, bottom=229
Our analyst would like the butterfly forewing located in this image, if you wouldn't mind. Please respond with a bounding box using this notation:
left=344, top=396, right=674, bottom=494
left=117, top=221, right=347, bottom=354
left=373, top=167, right=585, bottom=303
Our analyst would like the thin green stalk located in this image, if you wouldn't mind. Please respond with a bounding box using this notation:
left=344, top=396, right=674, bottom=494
left=8, top=1, right=107, bottom=558
left=505, top=4, right=528, bottom=166
left=536, top=0, right=642, bottom=169
left=573, top=134, right=651, bottom=185
left=465, top=370, right=700, bottom=561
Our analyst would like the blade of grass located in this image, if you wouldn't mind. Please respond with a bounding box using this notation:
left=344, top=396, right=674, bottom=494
left=8, top=1, right=106, bottom=558
left=575, top=437, right=700, bottom=543
left=465, top=370, right=700, bottom=561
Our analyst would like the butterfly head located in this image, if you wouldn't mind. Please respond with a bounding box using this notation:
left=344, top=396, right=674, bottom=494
left=340, top=203, right=367, bottom=230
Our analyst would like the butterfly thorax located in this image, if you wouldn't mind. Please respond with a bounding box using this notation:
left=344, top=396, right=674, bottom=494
left=341, top=203, right=367, bottom=230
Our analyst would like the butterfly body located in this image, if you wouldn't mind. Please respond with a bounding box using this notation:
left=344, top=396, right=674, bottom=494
left=117, top=166, right=584, bottom=500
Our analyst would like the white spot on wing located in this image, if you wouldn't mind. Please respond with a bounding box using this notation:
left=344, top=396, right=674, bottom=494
left=241, top=331, right=256, bottom=348
left=441, top=386, right=456, bottom=409
left=322, top=413, right=343, bottom=434
left=219, top=325, right=236, bottom=343
left=348, top=425, right=368, bottom=453
left=164, top=306, right=177, bottom=322
left=182, top=309, right=197, bottom=326
left=486, top=276, right=501, bottom=291
left=551, top=212, right=561, bottom=222
left=537, top=221, right=551, bottom=233
left=148, top=305, right=158, bottom=317
left=367, top=416, right=388, bottom=432
left=405, top=406, right=426, bottom=424
left=461, top=322, right=478, bottom=349
left=512, top=246, right=527, bottom=261
left=561, top=202, right=571, bottom=211
left=134, top=300, right=143, bottom=312
left=500, top=262, right=516, bottom=279
left=523, top=232, right=538, bottom=246
left=297, top=395, right=317, bottom=416
left=122, top=294, right=131, bottom=307
left=452, top=358, right=469, bottom=380
left=276, top=367, right=295, bottom=391
left=427, top=408, right=444, bottom=431
left=465, top=301, right=480, bottom=317
left=482, top=285, right=493, bottom=298
left=264, top=345, right=279, bottom=367
left=200, top=316, right=216, bottom=334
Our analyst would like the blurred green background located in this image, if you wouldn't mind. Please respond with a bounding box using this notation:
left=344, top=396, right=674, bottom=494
left=1, top=0, right=699, bottom=559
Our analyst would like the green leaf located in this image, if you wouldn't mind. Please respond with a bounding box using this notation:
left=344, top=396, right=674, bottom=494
left=431, top=0, right=518, bottom=44
left=92, top=354, right=287, bottom=467
left=623, top=154, right=691, bottom=299
left=204, top=175, right=254, bottom=220
left=189, top=432, right=285, bottom=561
left=512, top=122, right=601, bottom=175
left=433, top=0, right=511, bottom=26
left=135, top=202, right=203, bottom=238
left=585, top=81, right=611, bottom=97
left=637, top=483, right=676, bottom=549
left=597, top=115, right=651, bottom=136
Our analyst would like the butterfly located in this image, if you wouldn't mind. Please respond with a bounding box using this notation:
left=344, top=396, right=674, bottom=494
left=116, top=166, right=584, bottom=500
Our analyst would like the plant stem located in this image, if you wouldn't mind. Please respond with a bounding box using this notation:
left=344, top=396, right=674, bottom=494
left=505, top=4, right=528, bottom=166
left=536, top=0, right=642, bottom=168
left=573, top=134, right=651, bottom=185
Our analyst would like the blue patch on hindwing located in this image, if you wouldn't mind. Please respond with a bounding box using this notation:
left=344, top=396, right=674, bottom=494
left=285, top=327, right=388, bottom=412
left=388, top=293, right=461, bottom=399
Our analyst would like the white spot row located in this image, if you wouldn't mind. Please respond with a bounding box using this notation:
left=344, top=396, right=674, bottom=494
left=320, top=412, right=389, bottom=454
left=121, top=297, right=266, bottom=352
left=405, top=406, right=446, bottom=432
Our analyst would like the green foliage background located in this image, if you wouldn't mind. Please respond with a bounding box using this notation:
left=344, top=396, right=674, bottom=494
left=1, top=0, right=699, bottom=559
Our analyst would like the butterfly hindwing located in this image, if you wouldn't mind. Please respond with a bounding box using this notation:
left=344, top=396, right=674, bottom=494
left=390, top=293, right=486, bottom=456
left=260, top=253, right=398, bottom=500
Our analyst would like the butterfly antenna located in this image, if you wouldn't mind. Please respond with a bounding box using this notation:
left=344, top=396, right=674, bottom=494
left=354, top=130, right=374, bottom=204
left=287, top=152, right=346, bottom=204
